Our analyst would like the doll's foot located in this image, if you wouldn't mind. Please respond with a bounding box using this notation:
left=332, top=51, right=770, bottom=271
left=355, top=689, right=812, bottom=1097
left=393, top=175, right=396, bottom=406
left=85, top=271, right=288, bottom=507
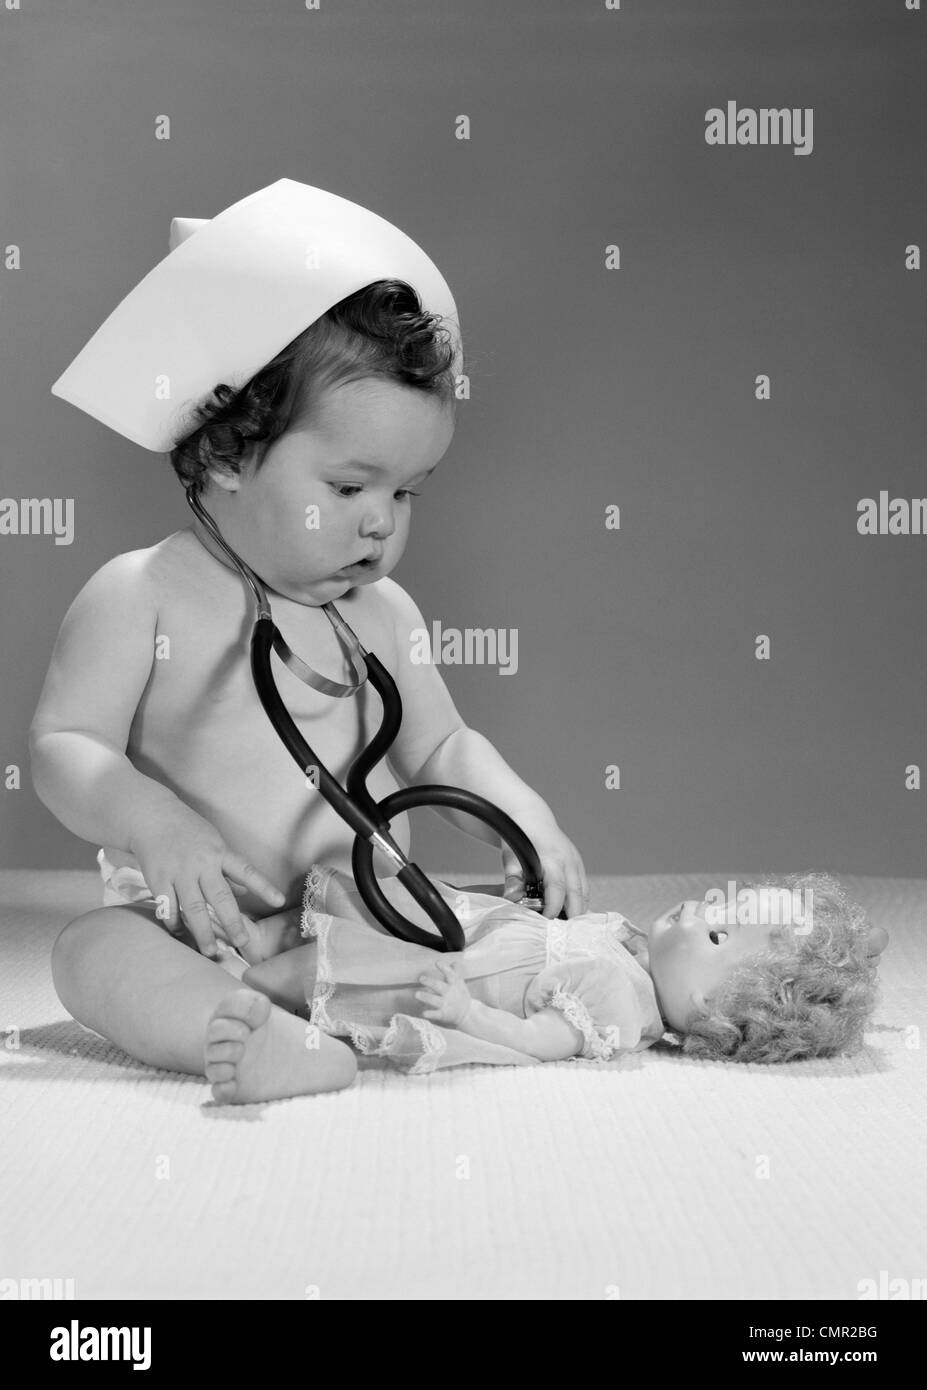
left=232, top=909, right=303, bottom=966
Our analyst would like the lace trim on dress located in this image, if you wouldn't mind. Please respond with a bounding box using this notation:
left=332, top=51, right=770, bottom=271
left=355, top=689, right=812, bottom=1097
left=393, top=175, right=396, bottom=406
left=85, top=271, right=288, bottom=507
left=340, top=1015, right=447, bottom=1073
left=301, top=868, right=337, bottom=1031
left=404, top=1017, right=448, bottom=1074
left=547, top=984, right=622, bottom=1061
left=545, top=913, right=639, bottom=968
left=546, top=919, right=571, bottom=967
left=300, top=865, right=335, bottom=938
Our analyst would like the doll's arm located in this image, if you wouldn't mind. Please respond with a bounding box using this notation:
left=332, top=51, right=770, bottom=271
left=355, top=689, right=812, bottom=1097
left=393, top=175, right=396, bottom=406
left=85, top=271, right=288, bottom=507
left=463, top=1000, right=585, bottom=1061
left=416, top=961, right=584, bottom=1060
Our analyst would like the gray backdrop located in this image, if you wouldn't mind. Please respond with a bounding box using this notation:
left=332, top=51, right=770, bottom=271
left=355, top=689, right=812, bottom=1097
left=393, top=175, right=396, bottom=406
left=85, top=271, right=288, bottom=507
left=2, top=0, right=925, bottom=876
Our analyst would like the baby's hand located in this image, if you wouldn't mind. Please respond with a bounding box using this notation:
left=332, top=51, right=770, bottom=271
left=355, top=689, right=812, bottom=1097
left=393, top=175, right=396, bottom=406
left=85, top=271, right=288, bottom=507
left=130, top=802, right=286, bottom=958
left=501, top=820, right=589, bottom=919
left=415, top=959, right=471, bottom=1027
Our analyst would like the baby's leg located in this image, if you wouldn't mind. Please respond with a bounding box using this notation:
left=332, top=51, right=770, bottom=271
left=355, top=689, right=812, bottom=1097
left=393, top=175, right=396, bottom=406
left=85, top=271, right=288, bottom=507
left=51, top=905, right=356, bottom=1101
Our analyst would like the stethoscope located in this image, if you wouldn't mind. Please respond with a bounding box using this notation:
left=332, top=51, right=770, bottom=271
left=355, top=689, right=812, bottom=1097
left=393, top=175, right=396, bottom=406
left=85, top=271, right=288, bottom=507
left=186, top=487, right=563, bottom=952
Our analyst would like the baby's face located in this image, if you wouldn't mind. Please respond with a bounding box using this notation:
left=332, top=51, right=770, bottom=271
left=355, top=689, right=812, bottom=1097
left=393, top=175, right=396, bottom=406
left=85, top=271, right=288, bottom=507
left=201, top=378, right=455, bottom=604
left=647, top=896, right=792, bottom=1032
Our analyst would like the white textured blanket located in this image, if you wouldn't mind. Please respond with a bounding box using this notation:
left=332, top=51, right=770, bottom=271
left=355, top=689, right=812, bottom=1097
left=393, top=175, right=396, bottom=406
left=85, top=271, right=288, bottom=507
left=1, top=869, right=924, bottom=1300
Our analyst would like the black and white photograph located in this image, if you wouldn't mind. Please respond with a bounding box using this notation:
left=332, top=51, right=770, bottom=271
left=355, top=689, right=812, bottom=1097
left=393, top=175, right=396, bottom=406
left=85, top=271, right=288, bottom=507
left=1, top=0, right=925, bottom=1339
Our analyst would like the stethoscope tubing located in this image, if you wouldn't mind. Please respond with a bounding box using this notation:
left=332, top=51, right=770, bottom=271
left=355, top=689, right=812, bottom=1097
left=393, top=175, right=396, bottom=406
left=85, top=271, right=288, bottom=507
left=251, top=617, right=552, bottom=949
left=189, top=487, right=559, bottom=951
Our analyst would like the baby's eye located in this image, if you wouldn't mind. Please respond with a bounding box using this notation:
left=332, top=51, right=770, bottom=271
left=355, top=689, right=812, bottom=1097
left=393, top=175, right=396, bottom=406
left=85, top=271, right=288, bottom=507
left=708, top=930, right=728, bottom=945
left=330, top=485, right=421, bottom=500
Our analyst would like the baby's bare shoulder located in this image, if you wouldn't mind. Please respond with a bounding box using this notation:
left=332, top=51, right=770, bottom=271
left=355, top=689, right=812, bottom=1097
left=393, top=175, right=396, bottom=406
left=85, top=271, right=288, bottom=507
left=56, top=549, right=158, bottom=636
left=91, top=532, right=222, bottom=628
left=133, top=530, right=201, bottom=598
left=72, top=532, right=187, bottom=607
left=31, top=539, right=188, bottom=744
left=45, top=533, right=196, bottom=667
left=361, top=575, right=428, bottom=645
left=340, top=576, right=439, bottom=680
left=370, top=574, right=421, bottom=621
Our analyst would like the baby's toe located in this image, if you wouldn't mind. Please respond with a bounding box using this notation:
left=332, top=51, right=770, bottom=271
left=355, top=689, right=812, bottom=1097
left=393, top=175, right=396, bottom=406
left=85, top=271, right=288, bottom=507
left=210, top=1078, right=239, bottom=1104
left=205, top=1039, right=246, bottom=1065
left=205, top=1060, right=237, bottom=1083
left=217, top=989, right=272, bottom=1027
left=205, top=989, right=272, bottom=1048
left=205, top=1016, right=250, bottom=1046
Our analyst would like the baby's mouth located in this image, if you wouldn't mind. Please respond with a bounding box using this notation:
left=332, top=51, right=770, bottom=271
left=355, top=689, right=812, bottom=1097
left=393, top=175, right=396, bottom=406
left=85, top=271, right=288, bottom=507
left=340, top=550, right=383, bottom=572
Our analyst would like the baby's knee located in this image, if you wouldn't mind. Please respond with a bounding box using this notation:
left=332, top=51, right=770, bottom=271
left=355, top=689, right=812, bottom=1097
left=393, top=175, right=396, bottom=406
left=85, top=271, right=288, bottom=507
left=51, top=909, right=109, bottom=1013
left=53, top=908, right=105, bottom=969
left=51, top=907, right=141, bottom=1001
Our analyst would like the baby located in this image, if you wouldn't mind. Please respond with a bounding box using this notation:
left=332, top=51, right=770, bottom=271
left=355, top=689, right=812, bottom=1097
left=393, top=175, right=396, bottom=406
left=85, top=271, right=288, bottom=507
left=32, top=257, right=587, bottom=1104
left=208, top=865, right=888, bottom=1093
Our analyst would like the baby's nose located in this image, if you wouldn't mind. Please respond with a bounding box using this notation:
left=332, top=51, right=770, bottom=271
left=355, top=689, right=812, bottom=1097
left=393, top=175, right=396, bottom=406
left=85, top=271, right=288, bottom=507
left=363, top=508, right=397, bottom=538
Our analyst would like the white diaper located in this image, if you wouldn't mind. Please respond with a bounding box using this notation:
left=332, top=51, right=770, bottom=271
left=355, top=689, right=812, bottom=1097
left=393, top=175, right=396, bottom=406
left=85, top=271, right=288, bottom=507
left=97, top=847, right=164, bottom=909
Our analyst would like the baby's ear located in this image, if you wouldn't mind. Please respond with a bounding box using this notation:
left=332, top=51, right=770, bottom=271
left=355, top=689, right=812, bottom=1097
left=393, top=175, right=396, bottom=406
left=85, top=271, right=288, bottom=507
left=866, top=924, right=889, bottom=958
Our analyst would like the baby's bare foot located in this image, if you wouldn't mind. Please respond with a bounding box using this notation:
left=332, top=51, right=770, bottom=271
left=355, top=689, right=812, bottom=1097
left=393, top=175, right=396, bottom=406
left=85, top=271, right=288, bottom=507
left=204, top=988, right=356, bottom=1104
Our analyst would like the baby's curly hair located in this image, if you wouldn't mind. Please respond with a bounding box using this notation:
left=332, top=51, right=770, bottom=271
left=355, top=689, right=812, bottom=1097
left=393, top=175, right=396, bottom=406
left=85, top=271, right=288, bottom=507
left=169, top=279, right=458, bottom=495
left=675, top=873, right=881, bottom=1064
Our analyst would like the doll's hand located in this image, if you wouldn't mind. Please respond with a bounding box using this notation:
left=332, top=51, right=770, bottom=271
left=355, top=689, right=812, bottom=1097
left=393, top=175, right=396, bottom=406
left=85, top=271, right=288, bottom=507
left=416, top=959, right=472, bottom=1027
left=501, top=820, right=589, bottom=919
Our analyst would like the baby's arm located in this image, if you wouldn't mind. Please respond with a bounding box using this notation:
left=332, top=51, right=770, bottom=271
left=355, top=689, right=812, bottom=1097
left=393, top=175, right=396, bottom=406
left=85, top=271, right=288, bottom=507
left=416, top=961, right=584, bottom=1061
left=29, top=553, right=178, bottom=851
left=29, top=552, right=283, bottom=952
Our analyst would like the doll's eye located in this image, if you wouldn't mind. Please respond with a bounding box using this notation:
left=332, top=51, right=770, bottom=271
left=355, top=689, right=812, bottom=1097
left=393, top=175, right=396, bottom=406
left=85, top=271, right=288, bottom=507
left=709, top=930, right=728, bottom=945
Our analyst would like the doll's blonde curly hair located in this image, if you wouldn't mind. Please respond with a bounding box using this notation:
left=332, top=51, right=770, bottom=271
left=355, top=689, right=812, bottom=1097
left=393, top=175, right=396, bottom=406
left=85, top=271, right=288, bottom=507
left=675, top=873, right=881, bottom=1064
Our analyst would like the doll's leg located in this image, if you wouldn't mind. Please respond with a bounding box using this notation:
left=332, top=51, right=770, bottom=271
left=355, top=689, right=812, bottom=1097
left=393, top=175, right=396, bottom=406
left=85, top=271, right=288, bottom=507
left=242, top=941, right=317, bottom=1015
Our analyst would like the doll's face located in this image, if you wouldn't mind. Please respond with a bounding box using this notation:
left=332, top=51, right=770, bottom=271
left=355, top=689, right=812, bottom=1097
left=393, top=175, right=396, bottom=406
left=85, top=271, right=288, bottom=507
left=647, top=896, right=788, bottom=1032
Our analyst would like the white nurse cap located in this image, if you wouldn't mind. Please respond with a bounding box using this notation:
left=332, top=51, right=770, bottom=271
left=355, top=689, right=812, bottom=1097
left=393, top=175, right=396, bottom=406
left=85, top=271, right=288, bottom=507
left=50, top=177, right=461, bottom=453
